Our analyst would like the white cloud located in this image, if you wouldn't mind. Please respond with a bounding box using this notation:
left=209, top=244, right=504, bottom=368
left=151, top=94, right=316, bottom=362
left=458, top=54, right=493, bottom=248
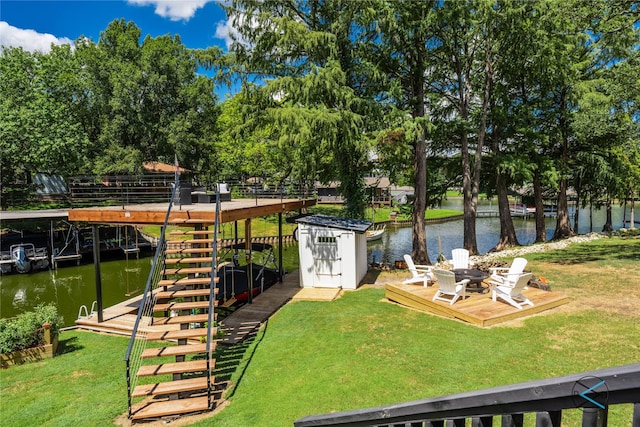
left=0, top=21, right=74, bottom=53
left=214, top=11, right=258, bottom=50
left=214, top=20, right=235, bottom=50
left=127, top=0, right=211, bottom=21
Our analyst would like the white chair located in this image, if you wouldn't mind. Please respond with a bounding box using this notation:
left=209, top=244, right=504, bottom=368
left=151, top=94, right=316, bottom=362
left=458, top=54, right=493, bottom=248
left=432, top=269, right=469, bottom=305
left=489, top=272, right=534, bottom=310
left=489, top=257, right=528, bottom=287
left=451, top=248, right=473, bottom=269
left=217, top=182, right=231, bottom=201
left=402, top=254, right=434, bottom=287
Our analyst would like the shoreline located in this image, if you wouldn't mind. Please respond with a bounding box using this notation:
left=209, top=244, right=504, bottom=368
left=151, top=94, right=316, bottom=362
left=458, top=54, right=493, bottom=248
left=469, top=232, right=607, bottom=262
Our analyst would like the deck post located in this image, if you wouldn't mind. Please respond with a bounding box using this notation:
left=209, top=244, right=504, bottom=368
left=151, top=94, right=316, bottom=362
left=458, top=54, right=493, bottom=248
left=581, top=407, right=607, bottom=427
left=278, top=212, right=283, bottom=282
left=92, top=224, right=103, bottom=323
left=245, top=218, right=253, bottom=304
left=536, top=411, right=562, bottom=426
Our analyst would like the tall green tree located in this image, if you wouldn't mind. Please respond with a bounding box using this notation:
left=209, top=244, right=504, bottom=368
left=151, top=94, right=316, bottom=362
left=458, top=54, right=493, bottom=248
left=0, top=46, right=88, bottom=207
left=222, top=0, right=377, bottom=218
left=373, top=0, right=437, bottom=263
left=76, top=19, right=219, bottom=174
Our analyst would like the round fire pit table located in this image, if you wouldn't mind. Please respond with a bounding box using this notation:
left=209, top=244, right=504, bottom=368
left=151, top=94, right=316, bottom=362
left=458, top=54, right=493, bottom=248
left=452, top=268, right=489, bottom=293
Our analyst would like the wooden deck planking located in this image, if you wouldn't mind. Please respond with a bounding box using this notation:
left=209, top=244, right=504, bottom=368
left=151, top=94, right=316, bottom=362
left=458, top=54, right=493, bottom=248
left=74, top=269, right=321, bottom=341
left=218, top=271, right=303, bottom=344
left=385, top=282, right=569, bottom=327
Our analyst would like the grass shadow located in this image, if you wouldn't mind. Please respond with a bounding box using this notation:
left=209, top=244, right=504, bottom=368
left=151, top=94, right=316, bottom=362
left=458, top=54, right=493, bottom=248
left=56, top=335, right=83, bottom=355
left=212, top=321, right=267, bottom=399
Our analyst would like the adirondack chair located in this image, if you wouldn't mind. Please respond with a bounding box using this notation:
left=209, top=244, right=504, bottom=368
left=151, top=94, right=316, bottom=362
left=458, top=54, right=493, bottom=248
left=489, top=257, right=528, bottom=287
left=451, top=248, right=473, bottom=269
left=489, top=272, right=534, bottom=310
left=432, top=268, right=469, bottom=305
left=402, top=254, right=434, bottom=287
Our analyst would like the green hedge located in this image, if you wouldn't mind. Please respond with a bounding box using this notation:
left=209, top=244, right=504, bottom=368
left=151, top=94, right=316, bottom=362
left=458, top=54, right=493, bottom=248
left=0, top=304, right=64, bottom=354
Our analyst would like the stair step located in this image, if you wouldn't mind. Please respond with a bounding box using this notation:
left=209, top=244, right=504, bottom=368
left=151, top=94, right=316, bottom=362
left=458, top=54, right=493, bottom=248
left=132, top=376, right=210, bottom=398
left=147, top=328, right=210, bottom=341
left=153, top=314, right=211, bottom=325
left=141, top=343, right=210, bottom=359
left=164, top=257, right=214, bottom=265
left=156, top=288, right=213, bottom=299
left=158, top=277, right=216, bottom=287
left=165, top=247, right=215, bottom=255
left=166, top=239, right=215, bottom=245
left=163, top=266, right=214, bottom=275
left=153, top=301, right=213, bottom=312
left=130, top=396, right=211, bottom=420
left=173, top=219, right=217, bottom=225
left=169, top=230, right=215, bottom=236
left=137, top=359, right=213, bottom=377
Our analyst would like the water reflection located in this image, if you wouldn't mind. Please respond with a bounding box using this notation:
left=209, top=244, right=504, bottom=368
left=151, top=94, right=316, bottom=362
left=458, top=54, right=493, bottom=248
left=368, top=199, right=631, bottom=265
left=0, top=256, right=152, bottom=327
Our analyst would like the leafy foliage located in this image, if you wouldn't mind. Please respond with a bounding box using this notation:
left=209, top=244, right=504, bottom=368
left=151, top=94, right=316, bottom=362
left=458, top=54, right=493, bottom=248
left=0, top=304, right=64, bottom=354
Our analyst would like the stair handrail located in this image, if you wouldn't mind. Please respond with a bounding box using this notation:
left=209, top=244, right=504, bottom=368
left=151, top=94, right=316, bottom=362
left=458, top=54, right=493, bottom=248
left=206, top=187, right=221, bottom=409
left=124, top=174, right=180, bottom=417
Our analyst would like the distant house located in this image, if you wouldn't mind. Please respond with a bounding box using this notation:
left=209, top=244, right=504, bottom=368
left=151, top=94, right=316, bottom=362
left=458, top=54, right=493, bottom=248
left=142, top=161, right=189, bottom=175
left=33, top=173, right=69, bottom=202
left=316, top=177, right=395, bottom=206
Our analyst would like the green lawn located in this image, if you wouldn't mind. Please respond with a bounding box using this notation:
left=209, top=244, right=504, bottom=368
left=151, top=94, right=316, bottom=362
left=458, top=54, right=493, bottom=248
left=2, top=235, right=638, bottom=426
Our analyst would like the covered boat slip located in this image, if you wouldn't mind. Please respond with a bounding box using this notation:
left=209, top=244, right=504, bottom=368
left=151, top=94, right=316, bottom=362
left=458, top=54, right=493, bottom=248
left=67, top=197, right=315, bottom=323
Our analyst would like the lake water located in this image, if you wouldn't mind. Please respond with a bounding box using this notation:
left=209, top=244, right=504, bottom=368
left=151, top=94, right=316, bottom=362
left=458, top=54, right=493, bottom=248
left=1, top=201, right=632, bottom=327
left=1, top=255, right=152, bottom=327
left=367, top=199, right=633, bottom=265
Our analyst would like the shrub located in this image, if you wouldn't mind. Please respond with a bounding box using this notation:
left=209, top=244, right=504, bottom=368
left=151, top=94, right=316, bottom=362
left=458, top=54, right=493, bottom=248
left=0, top=303, right=64, bottom=354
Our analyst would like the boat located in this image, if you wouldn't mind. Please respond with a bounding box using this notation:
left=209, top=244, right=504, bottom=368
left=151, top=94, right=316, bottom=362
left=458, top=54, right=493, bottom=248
left=217, top=242, right=281, bottom=305
left=509, top=204, right=536, bottom=217
left=366, top=224, right=386, bottom=241
left=0, top=243, right=50, bottom=274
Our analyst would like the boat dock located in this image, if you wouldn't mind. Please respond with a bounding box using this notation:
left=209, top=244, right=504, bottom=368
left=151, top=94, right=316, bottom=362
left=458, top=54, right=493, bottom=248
left=74, top=269, right=341, bottom=343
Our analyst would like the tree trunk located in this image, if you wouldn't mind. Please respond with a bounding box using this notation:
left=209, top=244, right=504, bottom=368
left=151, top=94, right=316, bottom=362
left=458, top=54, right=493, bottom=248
left=573, top=191, right=581, bottom=232
left=533, top=170, right=546, bottom=243
left=411, top=51, right=430, bottom=265
left=552, top=178, right=575, bottom=239
left=630, top=194, right=636, bottom=230
left=602, top=192, right=613, bottom=232
left=412, top=128, right=429, bottom=264
left=463, top=49, right=492, bottom=254
left=492, top=170, right=520, bottom=251
left=552, top=91, right=574, bottom=240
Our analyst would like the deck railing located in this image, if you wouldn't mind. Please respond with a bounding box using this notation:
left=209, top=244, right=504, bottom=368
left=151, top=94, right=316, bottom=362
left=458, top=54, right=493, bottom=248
left=123, top=174, right=180, bottom=418
left=294, top=363, right=640, bottom=427
left=205, top=190, right=221, bottom=408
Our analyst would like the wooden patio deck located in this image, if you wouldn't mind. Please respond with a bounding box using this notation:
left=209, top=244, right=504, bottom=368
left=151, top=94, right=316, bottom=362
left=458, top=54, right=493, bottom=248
left=385, top=282, right=569, bottom=327
left=74, top=269, right=341, bottom=341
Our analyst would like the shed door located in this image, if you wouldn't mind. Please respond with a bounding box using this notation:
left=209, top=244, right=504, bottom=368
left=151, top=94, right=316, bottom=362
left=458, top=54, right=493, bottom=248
left=312, top=233, right=342, bottom=288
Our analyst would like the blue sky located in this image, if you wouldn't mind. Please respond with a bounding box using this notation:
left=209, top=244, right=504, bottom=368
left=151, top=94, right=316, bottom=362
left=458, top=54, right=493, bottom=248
left=0, top=0, right=232, bottom=51
left=1, top=1, right=237, bottom=95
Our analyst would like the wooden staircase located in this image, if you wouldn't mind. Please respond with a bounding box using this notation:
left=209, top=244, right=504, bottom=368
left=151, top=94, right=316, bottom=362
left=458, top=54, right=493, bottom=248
left=128, top=228, right=221, bottom=421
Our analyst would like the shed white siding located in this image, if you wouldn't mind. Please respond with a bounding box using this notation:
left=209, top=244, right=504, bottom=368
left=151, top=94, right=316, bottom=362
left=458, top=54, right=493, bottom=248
left=296, top=215, right=370, bottom=290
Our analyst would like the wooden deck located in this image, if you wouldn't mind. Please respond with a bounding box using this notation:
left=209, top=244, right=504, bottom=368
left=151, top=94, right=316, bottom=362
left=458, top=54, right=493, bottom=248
left=67, top=197, right=316, bottom=225
left=74, top=269, right=341, bottom=341
left=385, top=282, right=569, bottom=327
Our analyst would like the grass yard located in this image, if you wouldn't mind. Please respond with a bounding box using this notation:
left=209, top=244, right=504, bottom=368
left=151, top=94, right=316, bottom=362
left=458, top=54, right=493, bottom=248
left=1, top=234, right=638, bottom=426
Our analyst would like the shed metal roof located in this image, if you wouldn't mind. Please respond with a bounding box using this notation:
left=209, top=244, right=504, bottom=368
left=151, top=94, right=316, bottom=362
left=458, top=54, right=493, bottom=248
left=294, top=214, right=372, bottom=233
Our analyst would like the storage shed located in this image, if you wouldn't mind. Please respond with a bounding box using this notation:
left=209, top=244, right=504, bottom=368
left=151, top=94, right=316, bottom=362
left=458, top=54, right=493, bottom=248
left=295, top=214, right=372, bottom=290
